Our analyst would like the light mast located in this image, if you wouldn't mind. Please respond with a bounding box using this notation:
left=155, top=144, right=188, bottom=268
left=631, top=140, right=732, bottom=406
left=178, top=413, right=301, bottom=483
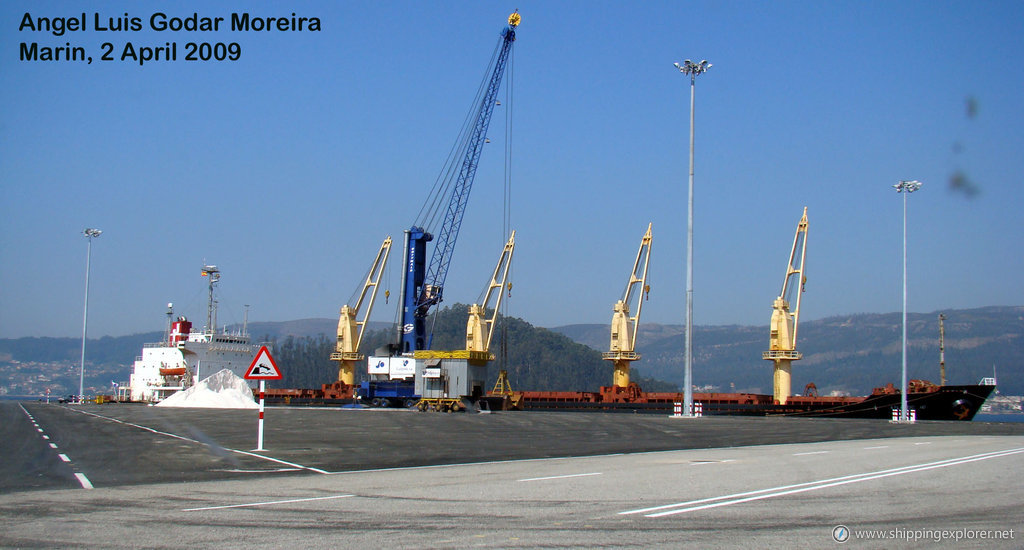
left=939, top=313, right=946, bottom=386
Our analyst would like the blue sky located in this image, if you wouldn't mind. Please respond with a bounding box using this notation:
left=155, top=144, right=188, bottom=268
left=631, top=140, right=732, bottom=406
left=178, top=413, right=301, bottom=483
left=2, top=1, right=1022, bottom=338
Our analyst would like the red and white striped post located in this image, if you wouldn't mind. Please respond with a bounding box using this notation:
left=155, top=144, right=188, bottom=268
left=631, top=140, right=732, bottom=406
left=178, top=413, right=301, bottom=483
left=256, top=380, right=266, bottom=451
left=244, top=346, right=282, bottom=452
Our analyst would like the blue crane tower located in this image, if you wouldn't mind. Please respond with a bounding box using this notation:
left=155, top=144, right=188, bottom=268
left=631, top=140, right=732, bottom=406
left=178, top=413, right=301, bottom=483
left=397, top=11, right=520, bottom=353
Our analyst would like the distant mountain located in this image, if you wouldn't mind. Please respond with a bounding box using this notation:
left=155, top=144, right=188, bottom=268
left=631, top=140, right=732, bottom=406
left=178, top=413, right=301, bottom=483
left=344, top=305, right=677, bottom=393
left=551, top=306, right=1024, bottom=396
left=1, top=306, right=1019, bottom=397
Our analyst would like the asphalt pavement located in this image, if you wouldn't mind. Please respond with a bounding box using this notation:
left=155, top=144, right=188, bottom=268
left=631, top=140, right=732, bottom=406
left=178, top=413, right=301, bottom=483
left=2, top=401, right=1022, bottom=548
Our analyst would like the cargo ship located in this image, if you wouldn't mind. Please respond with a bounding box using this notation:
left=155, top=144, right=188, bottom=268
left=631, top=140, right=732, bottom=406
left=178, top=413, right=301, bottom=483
left=123, top=265, right=259, bottom=403
left=270, top=209, right=996, bottom=421
left=511, top=379, right=996, bottom=420
left=500, top=209, right=997, bottom=420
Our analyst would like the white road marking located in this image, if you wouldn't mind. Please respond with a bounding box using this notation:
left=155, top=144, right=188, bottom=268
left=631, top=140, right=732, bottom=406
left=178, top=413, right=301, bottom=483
left=793, top=450, right=830, bottom=456
left=621, top=447, right=1024, bottom=518
left=183, top=494, right=354, bottom=512
left=690, top=459, right=736, bottom=466
left=74, top=473, right=93, bottom=489
left=215, top=468, right=303, bottom=473
left=518, top=472, right=602, bottom=482
left=67, top=407, right=328, bottom=474
left=38, top=406, right=703, bottom=481
left=21, top=404, right=94, bottom=489
left=863, top=445, right=888, bottom=450
left=229, top=448, right=329, bottom=474
left=914, top=442, right=932, bottom=445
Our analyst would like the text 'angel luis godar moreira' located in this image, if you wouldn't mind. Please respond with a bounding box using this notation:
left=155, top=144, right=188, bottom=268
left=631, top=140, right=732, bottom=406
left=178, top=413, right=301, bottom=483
left=19, top=12, right=322, bottom=35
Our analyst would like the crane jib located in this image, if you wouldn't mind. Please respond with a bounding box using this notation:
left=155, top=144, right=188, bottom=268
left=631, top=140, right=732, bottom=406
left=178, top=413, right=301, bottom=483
left=422, top=27, right=515, bottom=301
left=400, top=23, right=517, bottom=353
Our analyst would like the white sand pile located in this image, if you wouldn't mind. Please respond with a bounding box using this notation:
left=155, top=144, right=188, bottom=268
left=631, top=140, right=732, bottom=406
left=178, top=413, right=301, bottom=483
left=156, top=368, right=258, bottom=409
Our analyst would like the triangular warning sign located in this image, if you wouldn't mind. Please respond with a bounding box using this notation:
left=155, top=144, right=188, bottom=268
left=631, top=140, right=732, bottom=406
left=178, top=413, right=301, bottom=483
left=245, top=346, right=283, bottom=380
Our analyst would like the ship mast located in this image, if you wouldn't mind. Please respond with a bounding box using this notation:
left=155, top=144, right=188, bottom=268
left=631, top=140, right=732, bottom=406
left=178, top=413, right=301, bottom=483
left=201, top=265, right=220, bottom=335
left=164, top=302, right=174, bottom=343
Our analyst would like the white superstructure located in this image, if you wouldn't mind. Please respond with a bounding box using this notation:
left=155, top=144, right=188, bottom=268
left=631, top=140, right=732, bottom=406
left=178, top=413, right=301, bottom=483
left=124, top=266, right=259, bottom=403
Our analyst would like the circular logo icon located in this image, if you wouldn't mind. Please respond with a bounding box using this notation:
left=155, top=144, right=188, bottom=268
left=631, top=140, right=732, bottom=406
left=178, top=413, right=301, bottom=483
left=832, top=525, right=850, bottom=543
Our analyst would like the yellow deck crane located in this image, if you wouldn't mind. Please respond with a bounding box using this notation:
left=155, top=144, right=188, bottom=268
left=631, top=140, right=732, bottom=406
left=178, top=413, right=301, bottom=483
left=602, top=223, right=652, bottom=388
left=466, top=230, right=516, bottom=360
left=414, top=231, right=515, bottom=411
left=762, top=208, right=808, bottom=405
left=330, top=236, right=392, bottom=386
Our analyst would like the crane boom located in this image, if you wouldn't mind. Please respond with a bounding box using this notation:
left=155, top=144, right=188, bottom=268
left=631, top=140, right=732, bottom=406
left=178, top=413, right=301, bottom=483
left=398, top=12, right=520, bottom=354
left=762, top=207, right=808, bottom=405
left=466, top=230, right=515, bottom=357
left=602, top=223, right=653, bottom=388
left=331, top=236, right=392, bottom=384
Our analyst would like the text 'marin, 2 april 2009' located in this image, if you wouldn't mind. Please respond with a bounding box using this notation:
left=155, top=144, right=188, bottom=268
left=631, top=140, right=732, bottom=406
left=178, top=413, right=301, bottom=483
left=17, top=11, right=322, bottom=66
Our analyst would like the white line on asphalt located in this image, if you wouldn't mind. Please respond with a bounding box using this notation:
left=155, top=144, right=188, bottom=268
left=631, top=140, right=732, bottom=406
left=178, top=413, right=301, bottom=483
left=690, top=459, right=737, bottom=466
left=863, top=445, right=889, bottom=450
left=518, top=472, right=602, bottom=482
left=183, top=494, right=354, bottom=512
left=216, top=468, right=303, bottom=473
left=74, top=473, right=93, bottom=489
left=67, top=407, right=328, bottom=474
left=793, top=450, right=830, bottom=456
left=621, top=447, right=1024, bottom=518
left=21, top=404, right=94, bottom=490
left=229, top=449, right=329, bottom=474
left=914, top=442, right=932, bottom=445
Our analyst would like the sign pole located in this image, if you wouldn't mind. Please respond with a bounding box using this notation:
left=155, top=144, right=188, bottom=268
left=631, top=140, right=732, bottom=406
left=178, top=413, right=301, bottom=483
left=257, top=379, right=266, bottom=451
left=244, top=345, right=282, bottom=452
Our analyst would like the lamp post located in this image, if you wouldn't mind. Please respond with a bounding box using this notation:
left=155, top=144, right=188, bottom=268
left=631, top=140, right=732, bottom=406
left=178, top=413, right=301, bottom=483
left=894, top=180, right=921, bottom=422
left=79, top=228, right=102, bottom=404
left=674, top=59, right=711, bottom=416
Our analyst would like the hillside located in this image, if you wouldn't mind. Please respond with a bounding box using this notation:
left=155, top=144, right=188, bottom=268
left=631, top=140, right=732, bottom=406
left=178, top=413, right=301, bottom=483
left=1, top=306, right=1020, bottom=397
left=552, top=306, right=1024, bottom=396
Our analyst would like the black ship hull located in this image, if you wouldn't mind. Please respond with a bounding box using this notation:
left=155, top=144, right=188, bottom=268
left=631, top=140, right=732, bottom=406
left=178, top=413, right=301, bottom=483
left=519, top=384, right=996, bottom=421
